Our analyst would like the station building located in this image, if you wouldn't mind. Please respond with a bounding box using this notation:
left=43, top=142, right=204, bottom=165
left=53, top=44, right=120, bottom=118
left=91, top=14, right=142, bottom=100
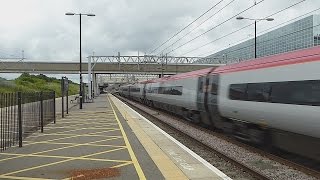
left=203, top=14, right=320, bottom=63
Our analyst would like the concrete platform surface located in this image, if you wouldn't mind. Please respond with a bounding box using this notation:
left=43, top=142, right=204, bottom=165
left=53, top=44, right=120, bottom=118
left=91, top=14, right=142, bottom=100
left=0, top=94, right=231, bottom=180
left=0, top=94, right=162, bottom=180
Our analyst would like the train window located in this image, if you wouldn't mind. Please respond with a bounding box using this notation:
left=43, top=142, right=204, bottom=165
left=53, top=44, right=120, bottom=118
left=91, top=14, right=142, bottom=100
left=199, top=80, right=203, bottom=92
left=229, top=84, right=247, bottom=100
left=270, top=80, right=320, bottom=106
left=148, top=86, right=183, bottom=95
left=151, top=87, right=158, bottom=93
left=171, top=86, right=183, bottom=95
left=158, top=87, right=164, bottom=94
left=131, top=87, right=140, bottom=92
left=211, top=75, right=219, bottom=95
left=162, top=86, right=183, bottom=95
left=247, top=83, right=271, bottom=102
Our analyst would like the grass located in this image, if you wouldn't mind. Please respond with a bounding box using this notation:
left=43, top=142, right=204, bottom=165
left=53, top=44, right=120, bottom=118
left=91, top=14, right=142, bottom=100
left=0, top=73, right=79, bottom=97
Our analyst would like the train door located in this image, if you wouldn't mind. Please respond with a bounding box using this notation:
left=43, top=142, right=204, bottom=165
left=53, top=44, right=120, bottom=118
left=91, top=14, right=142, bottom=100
left=206, top=75, right=222, bottom=129
left=197, top=76, right=213, bottom=126
left=128, top=86, right=131, bottom=99
left=141, top=84, right=147, bottom=104
left=142, top=84, right=146, bottom=99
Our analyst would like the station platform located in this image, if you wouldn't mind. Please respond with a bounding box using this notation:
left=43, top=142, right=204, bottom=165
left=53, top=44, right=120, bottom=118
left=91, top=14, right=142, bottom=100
left=0, top=94, right=230, bottom=180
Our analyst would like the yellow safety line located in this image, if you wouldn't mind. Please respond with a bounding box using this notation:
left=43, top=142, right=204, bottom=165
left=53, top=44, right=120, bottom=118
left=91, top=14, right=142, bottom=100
left=23, top=141, right=126, bottom=148
left=1, top=151, right=131, bottom=163
left=2, top=147, right=130, bottom=176
left=0, top=137, right=122, bottom=163
left=108, top=95, right=146, bottom=180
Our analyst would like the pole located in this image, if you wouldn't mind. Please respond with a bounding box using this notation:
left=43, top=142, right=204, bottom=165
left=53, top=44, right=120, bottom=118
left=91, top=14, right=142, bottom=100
left=17, top=92, right=22, bottom=147
left=40, top=92, right=43, bottom=133
left=254, top=20, right=257, bottom=59
left=79, top=14, right=83, bottom=109
left=88, top=56, right=92, bottom=100
left=61, top=78, right=64, bottom=118
left=53, top=91, right=56, bottom=124
left=66, top=83, right=69, bottom=114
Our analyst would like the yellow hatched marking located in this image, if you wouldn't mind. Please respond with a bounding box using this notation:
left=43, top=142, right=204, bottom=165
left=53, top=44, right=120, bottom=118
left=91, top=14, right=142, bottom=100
left=69, top=111, right=109, bottom=114
left=50, top=122, right=115, bottom=128
left=1, top=150, right=130, bottom=163
left=2, top=147, right=131, bottom=176
left=0, top=175, right=54, bottom=180
left=57, top=121, right=117, bottom=126
left=28, top=128, right=119, bottom=139
left=23, top=141, right=125, bottom=148
left=112, top=161, right=133, bottom=168
left=55, top=123, right=118, bottom=127
left=54, top=122, right=116, bottom=127
left=25, top=135, right=122, bottom=146
left=0, top=137, right=122, bottom=163
left=29, top=129, right=120, bottom=138
left=108, top=95, right=146, bottom=180
left=61, top=162, right=134, bottom=180
left=44, top=126, right=117, bottom=130
left=56, top=121, right=117, bottom=124
left=37, top=127, right=89, bottom=135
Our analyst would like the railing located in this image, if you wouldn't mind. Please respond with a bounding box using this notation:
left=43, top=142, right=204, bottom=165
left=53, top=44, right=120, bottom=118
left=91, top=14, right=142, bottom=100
left=0, top=91, right=55, bottom=151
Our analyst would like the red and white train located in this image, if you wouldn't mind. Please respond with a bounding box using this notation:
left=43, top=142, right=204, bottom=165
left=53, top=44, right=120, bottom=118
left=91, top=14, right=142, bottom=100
left=119, top=46, right=320, bottom=161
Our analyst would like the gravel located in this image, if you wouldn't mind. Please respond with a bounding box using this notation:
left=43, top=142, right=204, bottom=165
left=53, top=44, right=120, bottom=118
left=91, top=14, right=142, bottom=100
left=125, top=99, right=318, bottom=180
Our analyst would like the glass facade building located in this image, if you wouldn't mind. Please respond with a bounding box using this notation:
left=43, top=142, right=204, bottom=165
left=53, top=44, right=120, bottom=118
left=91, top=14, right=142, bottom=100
left=201, top=14, right=320, bottom=64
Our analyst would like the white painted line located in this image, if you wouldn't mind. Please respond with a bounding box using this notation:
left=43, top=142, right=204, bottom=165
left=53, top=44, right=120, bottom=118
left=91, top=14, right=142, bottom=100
left=114, top=96, right=232, bottom=180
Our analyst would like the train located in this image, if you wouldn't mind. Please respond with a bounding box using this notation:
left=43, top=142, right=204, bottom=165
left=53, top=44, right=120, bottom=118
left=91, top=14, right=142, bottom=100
left=118, top=46, right=320, bottom=161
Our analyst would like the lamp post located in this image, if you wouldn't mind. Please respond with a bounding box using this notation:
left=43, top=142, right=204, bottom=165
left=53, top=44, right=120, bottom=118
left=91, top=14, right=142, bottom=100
left=65, top=12, right=95, bottom=109
left=236, top=16, right=274, bottom=58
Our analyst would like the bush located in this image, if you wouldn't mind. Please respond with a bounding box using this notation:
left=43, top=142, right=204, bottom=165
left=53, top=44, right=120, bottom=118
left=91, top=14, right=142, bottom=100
left=0, top=73, right=79, bottom=97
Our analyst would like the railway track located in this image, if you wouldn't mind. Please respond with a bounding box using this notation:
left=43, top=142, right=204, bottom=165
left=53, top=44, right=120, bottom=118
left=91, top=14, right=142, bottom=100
left=115, top=95, right=320, bottom=180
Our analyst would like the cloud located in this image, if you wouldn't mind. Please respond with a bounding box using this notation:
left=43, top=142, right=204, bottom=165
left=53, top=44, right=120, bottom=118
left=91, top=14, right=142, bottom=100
left=0, top=0, right=319, bottom=60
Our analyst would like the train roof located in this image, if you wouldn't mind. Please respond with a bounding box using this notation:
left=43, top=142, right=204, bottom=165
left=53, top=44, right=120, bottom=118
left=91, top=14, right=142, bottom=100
left=213, top=46, right=320, bottom=74
left=140, top=46, right=320, bottom=83
left=140, top=67, right=215, bottom=83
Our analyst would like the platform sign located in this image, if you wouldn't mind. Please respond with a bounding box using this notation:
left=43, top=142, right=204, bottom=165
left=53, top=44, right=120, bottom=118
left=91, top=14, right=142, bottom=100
left=61, top=77, right=69, bottom=93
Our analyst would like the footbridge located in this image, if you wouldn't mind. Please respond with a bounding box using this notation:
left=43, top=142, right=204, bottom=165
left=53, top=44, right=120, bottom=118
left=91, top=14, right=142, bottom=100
left=0, top=55, right=222, bottom=74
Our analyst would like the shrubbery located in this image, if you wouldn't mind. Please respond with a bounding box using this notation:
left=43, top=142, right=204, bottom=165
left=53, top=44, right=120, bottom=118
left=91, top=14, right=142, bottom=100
left=0, top=73, right=79, bottom=97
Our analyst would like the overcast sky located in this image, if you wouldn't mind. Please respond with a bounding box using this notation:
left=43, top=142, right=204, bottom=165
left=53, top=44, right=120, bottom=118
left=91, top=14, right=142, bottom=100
left=0, top=0, right=319, bottom=82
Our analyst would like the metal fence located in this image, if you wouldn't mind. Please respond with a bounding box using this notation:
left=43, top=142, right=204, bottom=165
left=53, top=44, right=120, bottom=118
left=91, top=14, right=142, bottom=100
left=0, top=91, right=55, bottom=151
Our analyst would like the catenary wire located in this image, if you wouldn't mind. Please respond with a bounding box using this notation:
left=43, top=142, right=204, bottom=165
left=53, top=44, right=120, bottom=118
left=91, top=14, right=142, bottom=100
left=164, top=0, right=265, bottom=55
left=198, top=3, right=317, bottom=57
left=197, top=23, right=320, bottom=63
left=180, top=0, right=307, bottom=56
left=147, top=0, right=225, bottom=55
left=157, top=0, right=237, bottom=56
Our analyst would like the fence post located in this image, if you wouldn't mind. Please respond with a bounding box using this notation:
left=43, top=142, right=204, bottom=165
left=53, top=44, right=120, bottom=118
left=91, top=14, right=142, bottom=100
left=66, top=89, right=68, bottom=114
left=61, top=78, right=65, bottom=118
left=53, top=91, right=56, bottom=124
left=40, top=92, right=44, bottom=133
left=18, top=92, right=22, bottom=147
